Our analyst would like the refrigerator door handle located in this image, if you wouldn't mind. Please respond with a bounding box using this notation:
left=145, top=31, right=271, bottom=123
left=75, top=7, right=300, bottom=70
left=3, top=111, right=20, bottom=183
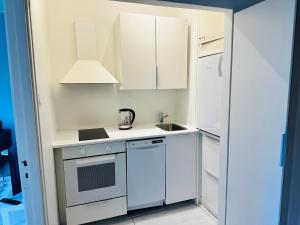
left=218, top=55, right=223, bottom=78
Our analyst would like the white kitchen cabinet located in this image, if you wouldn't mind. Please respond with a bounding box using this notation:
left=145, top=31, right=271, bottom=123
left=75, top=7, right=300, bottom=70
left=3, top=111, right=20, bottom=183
left=114, top=13, right=157, bottom=90
left=166, top=133, right=197, bottom=204
left=115, top=13, right=188, bottom=90
left=156, top=16, right=188, bottom=89
left=198, top=11, right=224, bottom=44
left=201, top=134, right=220, bottom=217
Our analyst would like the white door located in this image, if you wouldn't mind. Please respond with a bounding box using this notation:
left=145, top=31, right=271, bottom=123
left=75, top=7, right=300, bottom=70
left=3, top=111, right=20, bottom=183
left=4, top=0, right=46, bottom=225
left=116, top=13, right=156, bottom=90
left=226, top=1, right=296, bottom=225
left=165, top=134, right=197, bottom=204
left=156, top=16, right=188, bottom=89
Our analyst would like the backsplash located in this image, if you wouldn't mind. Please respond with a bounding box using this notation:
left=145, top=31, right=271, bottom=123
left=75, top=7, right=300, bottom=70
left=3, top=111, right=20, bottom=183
left=55, top=84, right=178, bottom=130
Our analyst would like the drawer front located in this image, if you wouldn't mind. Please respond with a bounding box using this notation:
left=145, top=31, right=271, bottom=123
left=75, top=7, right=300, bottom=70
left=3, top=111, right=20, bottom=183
left=66, top=197, right=127, bottom=225
left=202, top=170, right=219, bottom=217
left=165, top=134, right=197, bottom=205
left=62, top=141, right=125, bottom=159
left=202, top=135, right=220, bottom=178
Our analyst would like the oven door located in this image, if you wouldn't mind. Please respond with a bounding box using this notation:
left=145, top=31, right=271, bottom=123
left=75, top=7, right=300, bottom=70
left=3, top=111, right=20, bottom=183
left=63, top=153, right=126, bottom=207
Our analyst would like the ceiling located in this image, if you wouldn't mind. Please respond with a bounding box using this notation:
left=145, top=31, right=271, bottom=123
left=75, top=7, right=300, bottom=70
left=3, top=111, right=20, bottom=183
left=157, top=0, right=265, bottom=11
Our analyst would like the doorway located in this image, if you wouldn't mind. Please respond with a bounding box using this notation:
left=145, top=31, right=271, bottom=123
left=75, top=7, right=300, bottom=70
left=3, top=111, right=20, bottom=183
left=0, top=1, right=26, bottom=224
left=0, top=0, right=46, bottom=225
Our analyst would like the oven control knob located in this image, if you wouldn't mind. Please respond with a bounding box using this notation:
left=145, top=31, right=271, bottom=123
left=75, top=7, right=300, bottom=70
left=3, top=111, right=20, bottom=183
left=79, top=148, right=86, bottom=156
left=106, top=144, right=112, bottom=152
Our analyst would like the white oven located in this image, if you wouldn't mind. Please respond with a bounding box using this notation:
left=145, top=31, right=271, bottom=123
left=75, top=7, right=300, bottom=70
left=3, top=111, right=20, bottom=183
left=63, top=152, right=126, bottom=207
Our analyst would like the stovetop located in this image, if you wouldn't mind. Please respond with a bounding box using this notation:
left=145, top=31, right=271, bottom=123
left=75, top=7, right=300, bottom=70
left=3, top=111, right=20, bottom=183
left=78, top=128, right=109, bottom=141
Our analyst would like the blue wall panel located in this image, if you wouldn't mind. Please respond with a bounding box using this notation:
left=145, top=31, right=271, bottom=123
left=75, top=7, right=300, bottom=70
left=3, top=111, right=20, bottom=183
left=0, top=13, right=15, bottom=141
left=0, top=0, right=3, bottom=13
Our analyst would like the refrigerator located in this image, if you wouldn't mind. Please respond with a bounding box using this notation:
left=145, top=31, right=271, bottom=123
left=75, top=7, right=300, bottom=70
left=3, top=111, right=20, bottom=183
left=197, top=52, right=223, bottom=217
left=196, top=52, right=223, bottom=137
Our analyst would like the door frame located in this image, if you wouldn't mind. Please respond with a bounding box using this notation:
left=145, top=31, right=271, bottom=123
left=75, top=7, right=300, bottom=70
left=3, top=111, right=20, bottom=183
left=280, top=0, right=300, bottom=224
left=4, top=0, right=233, bottom=224
left=3, top=0, right=47, bottom=224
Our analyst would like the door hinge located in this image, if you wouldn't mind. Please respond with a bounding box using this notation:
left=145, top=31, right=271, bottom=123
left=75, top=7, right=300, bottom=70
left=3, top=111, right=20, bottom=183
left=22, top=160, right=28, bottom=167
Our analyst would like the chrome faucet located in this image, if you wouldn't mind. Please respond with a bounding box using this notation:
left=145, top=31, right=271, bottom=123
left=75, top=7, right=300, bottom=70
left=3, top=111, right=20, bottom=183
left=159, top=112, right=169, bottom=124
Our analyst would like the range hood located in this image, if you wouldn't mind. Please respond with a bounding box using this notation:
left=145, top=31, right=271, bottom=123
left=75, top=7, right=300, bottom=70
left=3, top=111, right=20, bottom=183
left=60, top=18, right=119, bottom=84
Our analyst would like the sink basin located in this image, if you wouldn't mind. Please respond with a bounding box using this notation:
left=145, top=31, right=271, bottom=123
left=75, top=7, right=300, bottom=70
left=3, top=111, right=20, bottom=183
left=156, top=123, right=187, bottom=131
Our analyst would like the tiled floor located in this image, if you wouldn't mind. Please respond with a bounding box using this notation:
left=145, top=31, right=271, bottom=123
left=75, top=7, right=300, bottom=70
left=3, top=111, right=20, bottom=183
left=90, top=201, right=217, bottom=225
left=0, top=169, right=26, bottom=225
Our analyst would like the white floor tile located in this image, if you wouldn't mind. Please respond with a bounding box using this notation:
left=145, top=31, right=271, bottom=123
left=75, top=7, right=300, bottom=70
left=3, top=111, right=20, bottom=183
left=87, top=216, right=134, bottom=225
left=132, top=202, right=217, bottom=225
left=66, top=202, right=216, bottom=225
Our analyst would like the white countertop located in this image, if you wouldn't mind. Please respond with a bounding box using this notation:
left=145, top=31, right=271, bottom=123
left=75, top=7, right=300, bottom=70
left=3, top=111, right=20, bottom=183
left=53, top=124, right=199, bottom=149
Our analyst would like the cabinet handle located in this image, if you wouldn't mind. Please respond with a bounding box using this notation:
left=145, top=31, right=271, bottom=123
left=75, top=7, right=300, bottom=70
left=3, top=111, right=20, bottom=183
left=85, top=200, right=111, bottom=207
left=76, top=155, right=115, bottom=165
left=218, top=55, right=223, bottom=78
left=204, top=169, right=219, bottom=180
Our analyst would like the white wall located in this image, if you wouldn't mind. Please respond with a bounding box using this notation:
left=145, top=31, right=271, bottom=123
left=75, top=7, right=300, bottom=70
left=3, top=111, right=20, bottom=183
left=30, top=0, right=59, bottom=224
left=226, top=0, right=296, bottom=225
left=46, top=0, right=199, bottom=130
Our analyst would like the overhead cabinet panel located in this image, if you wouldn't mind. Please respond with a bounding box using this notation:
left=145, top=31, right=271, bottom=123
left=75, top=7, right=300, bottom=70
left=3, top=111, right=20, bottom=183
left=115, top=13, right=157, bottom=90
left=156, top=17, right=188, bottom=89
left=115, top=13, right=188, bottom=90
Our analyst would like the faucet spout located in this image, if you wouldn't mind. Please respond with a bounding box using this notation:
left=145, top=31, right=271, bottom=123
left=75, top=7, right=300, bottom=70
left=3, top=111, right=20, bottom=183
left=159, top=112, right=169, bottom=124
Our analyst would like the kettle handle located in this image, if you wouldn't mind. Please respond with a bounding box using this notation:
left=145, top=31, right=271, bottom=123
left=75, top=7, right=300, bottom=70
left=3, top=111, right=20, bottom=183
left=129, top=109, right=135, bottom=125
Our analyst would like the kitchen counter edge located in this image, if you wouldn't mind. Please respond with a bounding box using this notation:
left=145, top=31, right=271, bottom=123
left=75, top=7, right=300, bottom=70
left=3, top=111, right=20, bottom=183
left=53, top=125, right=199, bottom=149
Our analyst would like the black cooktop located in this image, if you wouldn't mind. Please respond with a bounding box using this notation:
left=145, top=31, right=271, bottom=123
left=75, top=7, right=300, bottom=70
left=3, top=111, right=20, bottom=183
left=79, top=128, right=109, bottom=141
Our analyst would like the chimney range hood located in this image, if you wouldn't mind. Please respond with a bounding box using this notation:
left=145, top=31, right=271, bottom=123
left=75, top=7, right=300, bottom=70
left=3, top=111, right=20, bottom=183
left=60, top=18, right=119, bottom=84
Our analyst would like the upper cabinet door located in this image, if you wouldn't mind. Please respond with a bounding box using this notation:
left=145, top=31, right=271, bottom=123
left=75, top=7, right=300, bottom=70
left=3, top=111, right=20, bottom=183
left=156, top=16, right=188, bottom=89
left=115, top=13, right=156, bottom=90
left=198, top=11, right=225, bottom=44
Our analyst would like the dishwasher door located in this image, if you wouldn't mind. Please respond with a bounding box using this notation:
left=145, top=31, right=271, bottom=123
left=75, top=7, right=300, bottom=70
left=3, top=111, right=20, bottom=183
left=127, top=138, right=166, bottom=211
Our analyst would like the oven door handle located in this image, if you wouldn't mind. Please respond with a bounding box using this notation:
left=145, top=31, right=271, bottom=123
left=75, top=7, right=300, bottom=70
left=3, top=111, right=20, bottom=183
left=76, top=155, right=116, bottom=166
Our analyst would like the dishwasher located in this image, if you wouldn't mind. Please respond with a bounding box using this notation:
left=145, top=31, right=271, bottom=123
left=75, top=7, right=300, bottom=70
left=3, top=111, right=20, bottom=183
left=126, top=138, right=166, bottom=211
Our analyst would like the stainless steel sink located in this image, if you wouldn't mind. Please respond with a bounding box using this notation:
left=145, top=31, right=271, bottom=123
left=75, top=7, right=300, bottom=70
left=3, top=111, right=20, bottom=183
left=156, top=123, right=187, bottom=131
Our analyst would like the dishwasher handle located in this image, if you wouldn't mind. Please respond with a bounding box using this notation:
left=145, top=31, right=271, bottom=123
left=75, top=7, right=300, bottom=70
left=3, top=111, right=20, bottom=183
left=129, top=145, right=162, bottom=151
left=126, top=138, right=165, bottom=149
